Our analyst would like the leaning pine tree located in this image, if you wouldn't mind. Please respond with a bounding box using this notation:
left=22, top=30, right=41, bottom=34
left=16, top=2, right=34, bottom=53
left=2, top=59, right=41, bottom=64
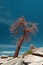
left=10, top=16, right=38, bottom=58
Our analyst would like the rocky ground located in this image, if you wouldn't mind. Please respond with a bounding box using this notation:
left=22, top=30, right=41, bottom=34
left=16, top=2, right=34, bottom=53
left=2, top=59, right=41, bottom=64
left=0, top=47, right=43, bottom=65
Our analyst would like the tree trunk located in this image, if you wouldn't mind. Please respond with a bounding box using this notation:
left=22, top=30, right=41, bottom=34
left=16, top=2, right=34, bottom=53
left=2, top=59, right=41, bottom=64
left=13, top=32, right=26, bottom=58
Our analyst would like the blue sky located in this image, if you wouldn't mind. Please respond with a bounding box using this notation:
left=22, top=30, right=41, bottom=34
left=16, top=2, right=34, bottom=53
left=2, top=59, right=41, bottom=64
left=0, top=0, right=43, bottom=47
